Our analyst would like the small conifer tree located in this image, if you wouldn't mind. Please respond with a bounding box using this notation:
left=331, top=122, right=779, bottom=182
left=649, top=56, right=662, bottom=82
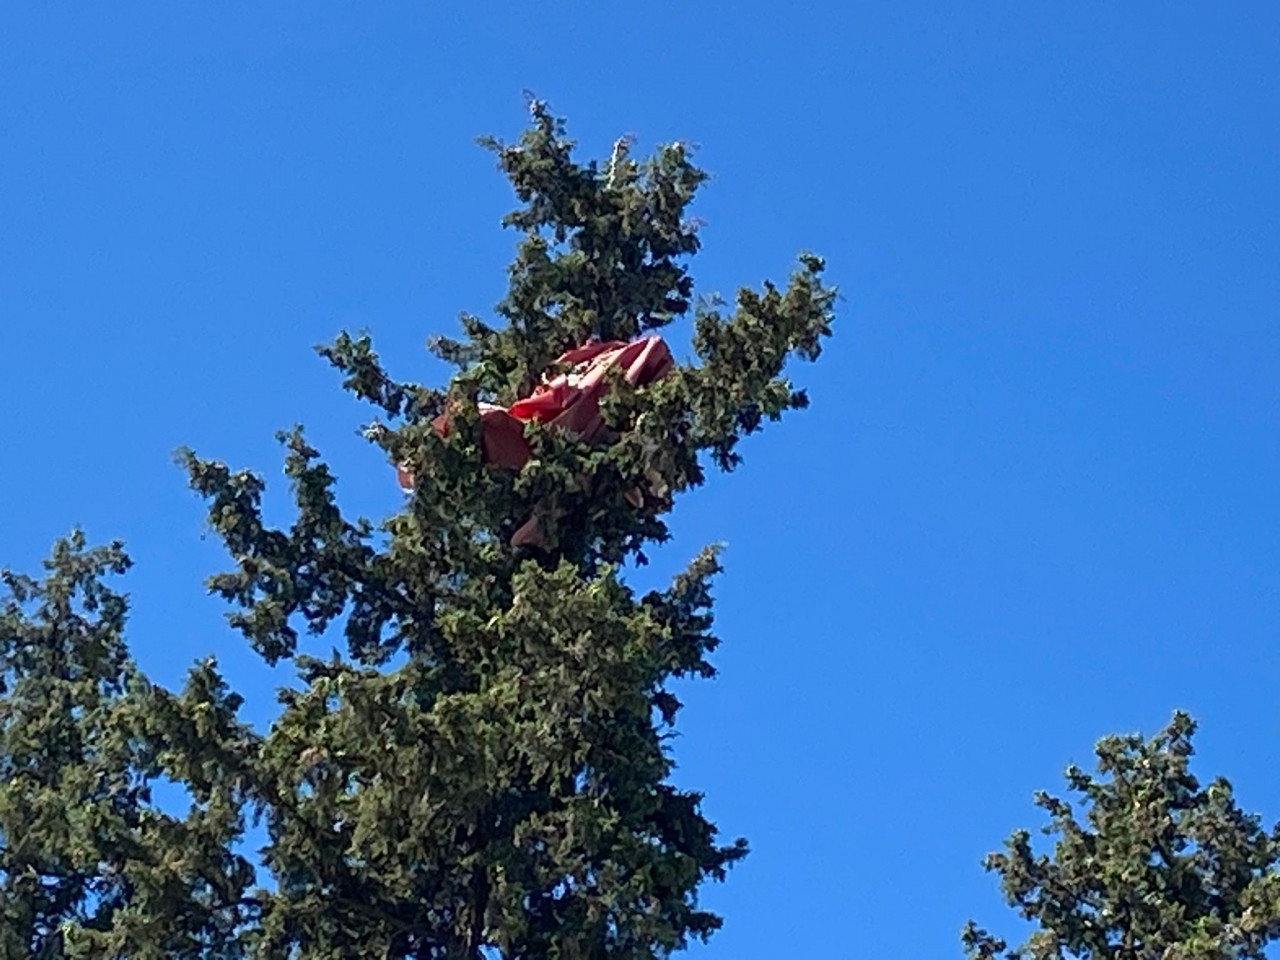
left=965, top=714, right=1280, bottom=960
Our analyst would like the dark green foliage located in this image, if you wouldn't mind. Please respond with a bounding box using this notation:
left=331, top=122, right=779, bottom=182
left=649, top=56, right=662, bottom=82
left=0, top=532, right=257, bottom=959
left=964, top=713, right=1280, bottom=960
left=1, top=102, right=833, bottom=959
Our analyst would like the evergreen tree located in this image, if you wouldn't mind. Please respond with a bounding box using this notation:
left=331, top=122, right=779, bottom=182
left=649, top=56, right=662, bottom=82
left=0, top=102, right=834, bottom=959
left=964, top=713, right=1280, bottom=960
left=0, top=533, right=257, bottom=959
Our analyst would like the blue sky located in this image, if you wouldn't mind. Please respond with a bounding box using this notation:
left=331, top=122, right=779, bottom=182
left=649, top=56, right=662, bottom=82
left=2, top=3, right=1278, bottom=955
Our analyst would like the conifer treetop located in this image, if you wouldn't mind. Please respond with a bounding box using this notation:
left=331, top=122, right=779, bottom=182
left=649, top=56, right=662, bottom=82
left=965, top=714, right=1280, bottom=960
left=3, top=104, right=835, bottom=960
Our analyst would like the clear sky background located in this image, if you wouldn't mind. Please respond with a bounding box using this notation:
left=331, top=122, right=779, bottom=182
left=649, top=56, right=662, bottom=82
left=2, top=4, right=1278, bottom=956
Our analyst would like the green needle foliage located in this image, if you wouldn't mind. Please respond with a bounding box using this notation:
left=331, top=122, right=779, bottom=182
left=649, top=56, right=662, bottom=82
left=964, top=713, right=1280, bottom=960
left=0, top=102, right=834, bottom=959
left=0, top=533, right=258, bottom=959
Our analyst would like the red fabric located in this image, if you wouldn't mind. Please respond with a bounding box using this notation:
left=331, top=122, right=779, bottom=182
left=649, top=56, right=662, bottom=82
left=398, top=337, right=675, bottom=544
left=508, top=337, right=674, bottom=439
left=417, top=404, right=533, bottom=482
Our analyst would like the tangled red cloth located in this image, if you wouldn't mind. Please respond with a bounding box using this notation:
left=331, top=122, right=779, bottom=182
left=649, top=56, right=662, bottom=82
left=506, top=336, right=675, bottom=438
left=398, top=336, right=674, bottom=487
